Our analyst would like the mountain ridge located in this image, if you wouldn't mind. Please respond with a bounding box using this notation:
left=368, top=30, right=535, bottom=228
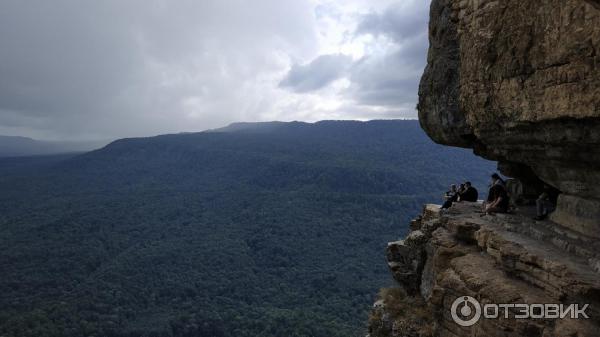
left=0, top=120, right=495, bottom=337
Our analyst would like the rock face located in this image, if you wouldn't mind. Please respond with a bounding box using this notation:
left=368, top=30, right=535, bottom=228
left=367, top=203, right=600, bottom=337
left=368, top=1, right=600, bottom=336
left=418, top=0, right=600, bottom=233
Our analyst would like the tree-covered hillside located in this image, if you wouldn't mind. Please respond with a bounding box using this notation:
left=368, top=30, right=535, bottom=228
left=0, top=120, right=495, bottom=337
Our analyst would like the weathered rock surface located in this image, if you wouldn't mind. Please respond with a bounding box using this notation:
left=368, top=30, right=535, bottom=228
left=418, top=0, right=600, bottom=232
left=368, top=203, right=600, bottom=337
left=368, top=1, right=600, bottom=336
left=367, top=288, right=433, bottom=337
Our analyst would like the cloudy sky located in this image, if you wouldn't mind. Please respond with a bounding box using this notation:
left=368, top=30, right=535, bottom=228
left=0, top=0, right=430, bottom=140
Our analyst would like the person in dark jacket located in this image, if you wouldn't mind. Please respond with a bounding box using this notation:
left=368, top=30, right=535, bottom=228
left=534, top=184, right=560, bottom=220
left=485, top=174, right=505, bottom=203
left=441, top=184, right=458, bottom=209
left=459, top=181, right=478, bottom=202
left=491, top=173, right=505, bottom=188
left=483, top=174, right=509, bottom=214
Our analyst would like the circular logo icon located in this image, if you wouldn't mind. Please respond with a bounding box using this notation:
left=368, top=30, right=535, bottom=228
left=451, top=296, right=481, bottom=327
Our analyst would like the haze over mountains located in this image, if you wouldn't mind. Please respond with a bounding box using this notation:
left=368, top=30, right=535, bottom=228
left=0, top=135, right=108, bottom=157
left=0, top=120, right=496, bottom=337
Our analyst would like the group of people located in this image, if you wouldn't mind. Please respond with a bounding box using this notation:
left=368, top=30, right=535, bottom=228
left=441, top=173, right=559, bottom=220
left=441, top=173, right=510, bottom=214
left=441, top=181, right=479, bottom=209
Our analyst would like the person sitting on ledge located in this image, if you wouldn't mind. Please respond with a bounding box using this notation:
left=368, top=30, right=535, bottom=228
left=458, top=183, right=467, bottom=198
left=483, top=173, right=509, bottom=215
left=444, top=184, right=457, bottom=200
left=534, top=184, right=560, bottom=220
left=441, top=184, right=458, bottom=209
left=459, top=181, right=478, bottom=202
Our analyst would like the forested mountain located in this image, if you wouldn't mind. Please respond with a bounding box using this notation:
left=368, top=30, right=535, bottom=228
left=0, top=120, right=495, bottom=337
left=0, top=135, right=107, bottom=157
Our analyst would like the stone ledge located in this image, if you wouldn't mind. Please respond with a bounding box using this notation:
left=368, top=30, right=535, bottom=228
left=377, top=201, right=600, bottom=337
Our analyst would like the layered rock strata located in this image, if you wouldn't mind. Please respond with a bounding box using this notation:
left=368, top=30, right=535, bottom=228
left=367, top=203, right=600, bottom=337
left=367, top=1, right=600, bottom=335
left=418, top=0, right=600, bottom=233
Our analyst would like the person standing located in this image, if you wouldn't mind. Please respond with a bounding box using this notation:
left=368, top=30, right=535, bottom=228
left=534, top=184, right=560, bottom=220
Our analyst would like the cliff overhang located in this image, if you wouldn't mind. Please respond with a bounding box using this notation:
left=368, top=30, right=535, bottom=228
left=367, top=1, right=600, bottom=336
left=417, top=0, right=600, bottom=234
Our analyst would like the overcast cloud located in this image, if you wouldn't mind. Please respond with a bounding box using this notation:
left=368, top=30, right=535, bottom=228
left=279, top=54, right=352, bottom=93
left=0, top=0, right=430, bottom=140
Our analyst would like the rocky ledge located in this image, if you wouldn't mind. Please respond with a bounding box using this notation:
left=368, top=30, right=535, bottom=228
left=367, top=202, right=600, bottom=337
left=368, top=1, right=600, bottom=335
left=418, top=0, right=600, bottom=233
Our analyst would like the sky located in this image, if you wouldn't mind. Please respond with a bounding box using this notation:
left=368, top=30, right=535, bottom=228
left=0, top=0, right=431, bottom=141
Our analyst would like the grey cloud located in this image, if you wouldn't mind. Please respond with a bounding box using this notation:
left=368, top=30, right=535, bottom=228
left=348, top=37, right=428, bottom=106
left=356, top=1, right=429, bottom=44
left=0, top=0, right=318, bottom=140
left=346, top=1, right=430, bottom=114
left=278, top=1, right=430, bottom=117
left=279, top=54, right=352, bottom=93
left=0, top=0, right=432, bottom=140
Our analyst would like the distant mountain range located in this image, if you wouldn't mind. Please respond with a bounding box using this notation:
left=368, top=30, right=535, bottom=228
left=0, top=120, right=496, bottom=337
left=0, top=135, right=108, bottom=157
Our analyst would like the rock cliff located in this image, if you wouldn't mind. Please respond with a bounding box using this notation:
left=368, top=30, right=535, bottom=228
left=418, top=0, right=600, bottom=233
left=368, top=0, right=600, bottom=336
left=368, top=203, right=600, bottom=336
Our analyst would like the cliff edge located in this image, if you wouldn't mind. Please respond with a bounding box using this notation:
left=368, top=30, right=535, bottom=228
left=368, top=1, right=600, bottom=336
left=418, top=0, right=599, bottom=234
left=368, top=203, right=600, bottom=336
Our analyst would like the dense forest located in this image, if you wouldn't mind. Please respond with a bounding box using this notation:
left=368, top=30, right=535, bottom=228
left=0, top=120, right=495, bottom=337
